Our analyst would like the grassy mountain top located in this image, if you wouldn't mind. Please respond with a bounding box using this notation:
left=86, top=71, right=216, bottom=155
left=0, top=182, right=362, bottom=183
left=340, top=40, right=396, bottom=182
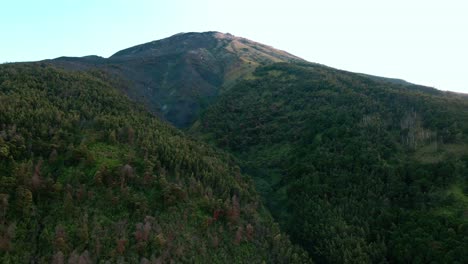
left=111, top=31, right=301, bottom=63
left=0, top=63, right=310, bottom=263
left=49, top=32, right=303, bottom=127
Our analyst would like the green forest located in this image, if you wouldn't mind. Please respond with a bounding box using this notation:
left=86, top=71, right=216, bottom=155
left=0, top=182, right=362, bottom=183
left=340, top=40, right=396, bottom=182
left=193, top=63, right=468, bottom=263
left=1, top=32, right=468, bottom=263
left=0, top=64, right=309, bottom=263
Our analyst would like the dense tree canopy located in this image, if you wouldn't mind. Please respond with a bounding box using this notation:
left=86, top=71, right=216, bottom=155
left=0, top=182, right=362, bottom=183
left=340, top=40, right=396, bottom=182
left=0, top=64, right=310, bottom=263
left=194, top=63, right=468, bottom=263
left=2, top=57, right=468, bottom=263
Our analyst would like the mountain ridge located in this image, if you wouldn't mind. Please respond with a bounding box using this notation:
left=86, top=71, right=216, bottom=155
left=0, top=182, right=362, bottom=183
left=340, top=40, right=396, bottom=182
left=46, top=31, right=456, bottom=129
left=46, top=31, right=303, bottom=127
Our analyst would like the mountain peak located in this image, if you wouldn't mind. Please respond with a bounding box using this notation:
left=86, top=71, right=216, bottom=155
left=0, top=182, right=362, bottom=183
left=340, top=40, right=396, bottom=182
left=109, top=31, right=301, bottom=62
left=170, top=31, right=234, bottom=38
left=110, top=31, right=223, bottom=58
left=52, top=32, right=304, bottom=127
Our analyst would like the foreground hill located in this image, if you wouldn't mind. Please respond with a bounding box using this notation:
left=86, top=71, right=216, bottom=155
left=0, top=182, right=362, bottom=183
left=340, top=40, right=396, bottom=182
left=49, top=32, right=302, bottom=127
left=0, top=64, right=310, bottom=263
left=192, top=62, right=468, bottom=263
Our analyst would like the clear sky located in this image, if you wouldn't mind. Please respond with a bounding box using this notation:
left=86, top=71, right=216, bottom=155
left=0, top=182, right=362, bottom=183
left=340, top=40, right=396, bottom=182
left=1, top=0, right=467, bottom=93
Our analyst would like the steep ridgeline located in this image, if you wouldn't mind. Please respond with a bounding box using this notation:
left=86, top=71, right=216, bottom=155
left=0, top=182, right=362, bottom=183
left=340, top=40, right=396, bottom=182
left=192, top=62, right=468, bottom=263
left=48, top=32, right=303, bottom=127
left=0, top=64, right=311, bottom=263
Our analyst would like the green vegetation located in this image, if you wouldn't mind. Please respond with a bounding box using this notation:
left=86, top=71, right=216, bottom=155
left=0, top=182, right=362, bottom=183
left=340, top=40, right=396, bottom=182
left=0, top=64, right=310, bottom=263
left=194, top=62, right=468, bottom=263
left=3, top=32, right=468, bottom=263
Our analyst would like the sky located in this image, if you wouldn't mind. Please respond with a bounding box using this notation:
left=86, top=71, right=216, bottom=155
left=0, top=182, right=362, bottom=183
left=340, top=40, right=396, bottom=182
left=1, top=0, right=467, bottom=93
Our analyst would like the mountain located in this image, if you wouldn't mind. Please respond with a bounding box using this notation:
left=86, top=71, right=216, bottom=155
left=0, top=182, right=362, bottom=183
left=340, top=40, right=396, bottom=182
left=2, top=31, right=468, bottom=263
left=192, top=62, right=468, bottom=263
left=48, top=32, right=303, bottom=127
left=0, top=63, right=310, bottom=263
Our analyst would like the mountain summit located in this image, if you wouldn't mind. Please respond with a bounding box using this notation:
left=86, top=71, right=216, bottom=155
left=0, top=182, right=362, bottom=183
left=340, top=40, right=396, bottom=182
left=111, top=31, right=301, bottom=63
left=51, top=32, right=303, bottom=127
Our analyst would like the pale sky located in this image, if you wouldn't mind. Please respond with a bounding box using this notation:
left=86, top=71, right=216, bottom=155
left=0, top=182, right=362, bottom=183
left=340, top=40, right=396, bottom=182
left=1, top=0, right=467, bottom=93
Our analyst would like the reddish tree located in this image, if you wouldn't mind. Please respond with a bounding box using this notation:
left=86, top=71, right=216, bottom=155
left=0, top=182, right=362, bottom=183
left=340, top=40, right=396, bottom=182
left=227, top=195, right=240, bottom=224
left=246, top=224, right=254, bottom=241
left=121, top=164, right=134, bottom=188
left=134, top=223, right=144, bottom=242
left=78, top=250, right=92, bottom=264
left=213, top=209, right=223, bottom=221
left=143, top=171, right=154, bottom=186
left=0, top=223, right=15, bottom=251
left=51, top=251, right=64, bottom=264
left=54, top=225, right=67, bottom=252
left=143, top=221, right=151, bottom=241
left=234, top=226, right=243, bottom=245
left=116, top=238, right=127, bottom=255
left=31, top=160, right=43, bottom=191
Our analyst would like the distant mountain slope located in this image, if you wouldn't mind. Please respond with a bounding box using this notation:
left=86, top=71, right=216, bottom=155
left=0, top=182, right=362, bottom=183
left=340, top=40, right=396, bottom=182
left=48, top=32, right=303, bottom=127
left=192, top=62, right=468, bottom=263
left=356, top=73, right=414, bottom=86
left=0, top=63, right=311, bottom=263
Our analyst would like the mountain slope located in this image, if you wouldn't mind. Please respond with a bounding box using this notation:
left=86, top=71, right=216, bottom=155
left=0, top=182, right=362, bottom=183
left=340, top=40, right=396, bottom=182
left=192, top=62, right=468, bottom=263
left=49, top=32, right=303, bottom=127
left=0, top=63, right=311, bottom=263
left=6, top=31, right=468, bottom=263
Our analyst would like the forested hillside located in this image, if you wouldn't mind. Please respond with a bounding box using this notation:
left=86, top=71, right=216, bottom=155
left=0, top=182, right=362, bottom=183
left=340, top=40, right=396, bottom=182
left=193, top=63, right=468, bottom=263
left=0, top=64, right=310, bottom=263
left=3, top=32, right=468, bottom=264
